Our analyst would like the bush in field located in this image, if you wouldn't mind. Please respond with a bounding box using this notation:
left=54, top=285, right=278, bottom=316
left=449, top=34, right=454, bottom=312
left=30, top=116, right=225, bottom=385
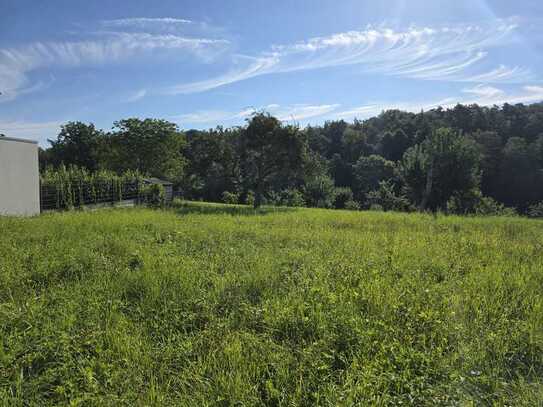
left=244, top=191, right=255, bottom=207
left=282, top=188, right=305, bottom=207
left=303, top=176, right=336, bottom=208
left=446, top=189, right=484, bottom=215
left=268, top=188, right=306, bottom=207
left=222, top=191, right=239, bottom=205
left=528, top=202, right=543, bottom=218
left=476, top=197, right=517, bottom=217
left=333, top=187, right=354, bottom=209
left=365, top=181, right=411, bottom=212
left=285, top=189, right=305, bottom=207
left=447, top=189, right=517, bottom=216
left=265, top=191, right=281, bottom=206
left=353, top=154, right=396, bottom=199
left=141, top=184, right=165, bottom=207
left=344, top=199, right=361, bottom=210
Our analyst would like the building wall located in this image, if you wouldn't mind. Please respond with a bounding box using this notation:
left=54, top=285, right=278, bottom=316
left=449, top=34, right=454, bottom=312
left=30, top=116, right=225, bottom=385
left=0, top=137, right=40, bottom=216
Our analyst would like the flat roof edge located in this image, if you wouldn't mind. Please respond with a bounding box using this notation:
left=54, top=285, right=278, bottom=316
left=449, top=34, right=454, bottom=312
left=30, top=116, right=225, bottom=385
left=0, top=136, right=39, bottom=145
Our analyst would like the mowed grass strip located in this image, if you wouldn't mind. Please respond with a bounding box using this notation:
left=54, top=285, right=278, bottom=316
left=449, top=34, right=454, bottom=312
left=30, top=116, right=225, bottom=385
left=1, top=202, right=543, bottom=405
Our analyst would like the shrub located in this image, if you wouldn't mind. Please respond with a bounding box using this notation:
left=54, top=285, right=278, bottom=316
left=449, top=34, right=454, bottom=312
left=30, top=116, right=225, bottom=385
left=303, top=176, right=336, bottom=208
left=266, top=189, right=305, bottom=207
left=142, top=184, right=165, bottom=208
left=475, top=196, right=516, bottom=217
left=353, top=154, right=396, bottom=198
left=528, top=202, right=543, bottom=218
left=447, top=189, right=517, bottom=217
left=245, top=191, right=255, bottom=207
left=333, top=187, right=354, bottom=209
left=344, top=200, right=361, bottom=211
left=280, top=189, right=306, bottom=207
left=222, top=191, right=239, bottom=205
left=446, top=189, right=483, bottom=215
left=365, top=181, right=411, bottom=212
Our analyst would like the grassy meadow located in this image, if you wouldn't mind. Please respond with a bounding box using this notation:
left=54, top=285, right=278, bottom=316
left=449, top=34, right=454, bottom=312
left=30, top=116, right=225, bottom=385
left=1, top=202, right=543, bottom=405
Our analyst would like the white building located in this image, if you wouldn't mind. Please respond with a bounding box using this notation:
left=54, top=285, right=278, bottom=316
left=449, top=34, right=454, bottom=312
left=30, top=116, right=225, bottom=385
left=0, top=136, right=40, bottom=216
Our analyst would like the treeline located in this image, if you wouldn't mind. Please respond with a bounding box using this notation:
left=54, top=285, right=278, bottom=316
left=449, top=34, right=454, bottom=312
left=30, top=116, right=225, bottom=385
left=39, top=103, right=543, bottom=216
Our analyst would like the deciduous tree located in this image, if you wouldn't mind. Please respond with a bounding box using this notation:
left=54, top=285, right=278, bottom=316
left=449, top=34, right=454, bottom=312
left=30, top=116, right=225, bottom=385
left=240, top=113, right=306, bottom=208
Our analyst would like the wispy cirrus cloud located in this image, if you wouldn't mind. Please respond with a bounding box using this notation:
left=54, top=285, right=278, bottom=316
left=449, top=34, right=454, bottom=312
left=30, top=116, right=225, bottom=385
left=1, top=33, right=227, bottom=67
left=0, top=77, right=54, bottom=103
left=459, top=65, right=533, bottom=83
left=101, top=17, right=193, bottom=28
left=178, top=84, right=543, bottom=127
left=462, top=84, right=543, bottom=105
left=173, top=103, right=341, bottom=125
left=274, top=104, right=340, bottom=121
left=462, top=83, right=506, bottom=99
left=0, top=22, right=229, bottom=101
left=165, top=55, right=278, bottom=95
left=98, top=17, right=227, bottom=37
left=173, top=110, right=241, bottom=124
left=123, top=88, right=147, bottom=103
left=334, top=84, right=543, bottom=120
left=168, top=19, right=536, bottom=95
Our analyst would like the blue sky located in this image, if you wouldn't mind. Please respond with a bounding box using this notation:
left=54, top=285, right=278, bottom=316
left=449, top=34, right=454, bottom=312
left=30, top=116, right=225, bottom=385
left=1, top=0, right=543, bottom=145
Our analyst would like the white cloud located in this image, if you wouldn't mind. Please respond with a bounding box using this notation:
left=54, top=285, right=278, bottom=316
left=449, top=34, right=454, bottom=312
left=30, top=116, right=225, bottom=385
left=275, top=104, right=340, bottom=121
left=332, top=104, right=384, bottom=118
left=460, top=65, right=534, bottom=83
left=462, top=84, right=506, bottom=99
left=524, top=85, right=543, bottom=94
left=165, top=55, right=277, bottom=94
left=335, top=84, right=543, bottom=120
left=173, top=106, right=260, bottom=124
left=174, top=103, right=341, bottom=125
left=169, top=19, right=535, bottom=94
left=174, top=110, right=235, bottom=124
left=101, top=17, right=193, bottom=28
left=0, top=120, right=62, bottom=145
left=0, top=78, right=52, bottom=103
left=123, top=88, right=147, bottom=103
left=0, top=31, right=229, bottom=101
left=176, top=85, right=543, bottom=127
left=2, top=33, right=228, bottom=67
left=98, top=17, right=227, bottom=40
left=482, top=85, right=543, bottom=105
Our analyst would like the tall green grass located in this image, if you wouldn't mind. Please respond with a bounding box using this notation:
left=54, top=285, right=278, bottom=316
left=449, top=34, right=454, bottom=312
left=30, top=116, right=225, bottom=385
left=1, top=202, right=542, bottom=405
left=40, top=166, right=144, bottom=209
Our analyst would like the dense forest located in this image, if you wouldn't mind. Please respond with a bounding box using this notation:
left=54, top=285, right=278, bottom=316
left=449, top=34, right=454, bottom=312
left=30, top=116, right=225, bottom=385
left=39, top=102, right=543, bottom=216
